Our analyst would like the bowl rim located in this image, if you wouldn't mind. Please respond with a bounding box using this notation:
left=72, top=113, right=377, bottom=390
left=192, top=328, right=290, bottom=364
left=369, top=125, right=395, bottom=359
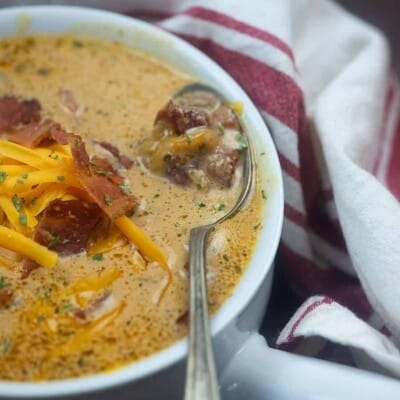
left=0, top=5, right=284, bottom=398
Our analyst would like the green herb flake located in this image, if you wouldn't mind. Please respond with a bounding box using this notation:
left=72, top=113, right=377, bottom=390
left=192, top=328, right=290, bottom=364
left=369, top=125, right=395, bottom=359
left=58, top=303, right=73, bottom=313
left=21, top=172, right=29, bottom=179
left=92, top=253, right=103, bottom=261
left=217, top=123, right=225, bottom=136
left=120, top=183, right=131, bottom=195
left=197, top=202, right=206, bottom=208
left=236, top=134, right=248, bottom=151
left=18, top=213, right=27, bottom=226
left=196, top=183, right=202, bottom=191
left=37, top=67, right=50, bottom=76
left=72, top=40, right=84, bottom=48
left=261, top=189, right=267, bottom=200
left=0, top=277, right=9, bottom=289
left=37, top=315, right=46, bottom=322
left=96, top=169, right=113, bottom=177
left=217, top=204, right=226, bottom=212
left=16, top=179, right=24, bottom=185
left=30, top=197, right=38, bottom=206
left=44, top=231, right=69, bottom=248
left=12, top=194, right=24, bottom=212
left=0, top=338, right=13, bottom=355
left=104, top=194, right=112, bottom=206
left=154, top=193, right=160, bottom=199
left=0, top=171, right=7, bottom=183
left=57, top=175, right=65, bottom=182
left=185, top=134, right=192, bottom=144
left=223, top=254, right=229, bottom=261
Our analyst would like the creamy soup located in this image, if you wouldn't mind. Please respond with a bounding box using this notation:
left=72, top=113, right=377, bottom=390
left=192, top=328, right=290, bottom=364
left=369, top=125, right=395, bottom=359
left=0, top=36, right=264, bottom=381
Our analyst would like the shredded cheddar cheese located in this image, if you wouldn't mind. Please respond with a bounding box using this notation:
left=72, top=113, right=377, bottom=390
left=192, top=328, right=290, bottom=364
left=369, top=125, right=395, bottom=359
left=0, top=225, right=57, bottom=268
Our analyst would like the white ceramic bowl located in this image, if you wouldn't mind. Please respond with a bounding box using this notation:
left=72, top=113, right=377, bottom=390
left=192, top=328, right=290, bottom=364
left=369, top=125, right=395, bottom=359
left=0, top=6, right=284, bottom=399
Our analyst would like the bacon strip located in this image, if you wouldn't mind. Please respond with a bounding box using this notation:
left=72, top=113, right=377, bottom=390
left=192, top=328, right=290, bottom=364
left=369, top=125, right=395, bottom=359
left=34, top=199, right=102, bottom=256
left=0, top=96, right=41, bottom=132
left=68, top=135, right=136, bottom=220
left=8, top=119, right=66, bottom=148
left=94, top=140, right=134, bottom=169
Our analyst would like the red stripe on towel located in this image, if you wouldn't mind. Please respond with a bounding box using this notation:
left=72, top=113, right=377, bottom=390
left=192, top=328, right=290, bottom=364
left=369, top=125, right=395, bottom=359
left=280, top=243, right=372, bottom=319
left=183, top=7, right=294, bottom=61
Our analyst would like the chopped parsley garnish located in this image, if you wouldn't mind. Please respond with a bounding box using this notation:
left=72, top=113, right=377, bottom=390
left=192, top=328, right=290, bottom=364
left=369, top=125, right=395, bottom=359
left=21, top=172, right=29, bottom=179
left=18, top=213, right=27, bottom=226
left=196, top=183, right=202, bottom=191
left=0, top=277, right=9, bottom=289
left=154, top=193, right=160, bottom=199
left=92, top=253, right=103, bottom=261
left=0, top=338, right=13, bottom=355
left=217, top=204, right=226, bottom=211
left=37, top=68, right=50, bottom=76
left=30, top=197, right=38, bottom=206
left=57, top=175, right=65, bottom=182
left=12, top=194, right=24, bottom=212
left=96, top=169, right=113, bottom=177
left=0, top=171, right=7, bottom=183
left=16, top=179, right=24, bottom=185
left=120, top=183, right=131, bottom=194
left=236, top=134, right=248, bottom=151
left=58, top=303, right=73, bottom=313
left=217, top=123, right=225, bottom=136
left=197, top=202, right=206, bottom=208
left=104, top=194, right=112, bottom=206
left=49, top=153, right=59, bottom=160
left=185, top=134, right=192, bottom=144
left=261, top=189, right=267, bottom=200
left=72, top=39, right=84, bottom=48
left=44, top=231, right=70, bottom=248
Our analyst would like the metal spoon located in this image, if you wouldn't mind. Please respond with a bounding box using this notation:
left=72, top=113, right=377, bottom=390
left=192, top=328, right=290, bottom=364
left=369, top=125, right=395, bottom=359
left=176, top=83, right=256, bottom=400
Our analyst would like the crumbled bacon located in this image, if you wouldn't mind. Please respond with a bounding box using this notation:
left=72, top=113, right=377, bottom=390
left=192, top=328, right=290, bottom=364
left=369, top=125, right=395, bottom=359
left=34, top=199, right=102, bottom=256
left=211, top=105, right=241, bottom=131
left=94, top=140, right=134, bottom=169
left=21, top=259, right=39, bottom=279
left=0, top=96, right=41, bottom=132
left=0, top=287, right=13, bottom=307
left=206, top=147, right=240, bottom=187
left=155, top=100, right=209, bottom=135
left=8, top=119, right=65, bottom=148
left=175, top=91, right=220, bottom=113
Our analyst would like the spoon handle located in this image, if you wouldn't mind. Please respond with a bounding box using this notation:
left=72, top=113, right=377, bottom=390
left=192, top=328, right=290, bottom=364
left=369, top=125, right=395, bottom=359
left=184, top=225, right=221, bottom=400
